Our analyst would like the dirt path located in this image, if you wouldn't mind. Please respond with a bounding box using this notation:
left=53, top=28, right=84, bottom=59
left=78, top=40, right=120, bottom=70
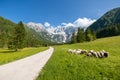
left=0, top=47, right=54, bottom=80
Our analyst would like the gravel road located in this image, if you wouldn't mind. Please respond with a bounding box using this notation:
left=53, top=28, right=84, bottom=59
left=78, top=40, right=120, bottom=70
left=0, top=47, right=54, bottom=80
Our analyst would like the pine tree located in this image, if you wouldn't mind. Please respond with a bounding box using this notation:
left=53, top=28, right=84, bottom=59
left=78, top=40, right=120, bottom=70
left=77, top=28, right=81, bottom=43
left=77, top=28, right=85, bottom=43
left=8, top=21, right=26, bottom=51
left=92, top=31, right=96, bottom=40
left=71, top=32, right=76, bottom=43
left=85, top=28, right=93, bottom=41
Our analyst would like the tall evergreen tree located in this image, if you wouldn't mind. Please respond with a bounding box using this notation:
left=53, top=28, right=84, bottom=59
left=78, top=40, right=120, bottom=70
left=71, top=32, right=76, bottom=43
left=92, top=31, right=96, bottom=40
left=77, top=28, right=85, bottom=43
left=85, top=28, right=93, bottom=41
left=8, top=21, right=26, bottom=51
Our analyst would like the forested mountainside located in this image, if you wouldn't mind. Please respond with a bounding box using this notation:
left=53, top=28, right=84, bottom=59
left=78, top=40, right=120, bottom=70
left=89, top=7, right=120, bottom=38
left=0, top=16, right=52, bottom=48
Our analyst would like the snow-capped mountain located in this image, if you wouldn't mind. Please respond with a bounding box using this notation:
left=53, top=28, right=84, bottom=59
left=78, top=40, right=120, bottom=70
left=27, top=22, right=46, bottom=32
left=26, top=22, right=52, bottom=41
left=26, top=22, right=78, bottom=43
left=46, top=25, right=78, bottom=43
left=26, top=18, right=96, bottom=43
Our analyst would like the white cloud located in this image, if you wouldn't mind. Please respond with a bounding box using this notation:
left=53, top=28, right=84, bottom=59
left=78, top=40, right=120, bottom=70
left=73, top=17, right=96, bottom=28
left=44, top=22, right=50, bottom=27
left=60, top=17, right=96, bottom=29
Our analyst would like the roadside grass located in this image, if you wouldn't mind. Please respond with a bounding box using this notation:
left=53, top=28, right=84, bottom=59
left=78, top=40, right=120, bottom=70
left=37, top=36, right=120, bottom=80
left=0, top=47, right=48, bottom=65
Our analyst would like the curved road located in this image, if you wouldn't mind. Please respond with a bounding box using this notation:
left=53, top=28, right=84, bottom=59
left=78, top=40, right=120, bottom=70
left=0, top=47, right=54, bottom=80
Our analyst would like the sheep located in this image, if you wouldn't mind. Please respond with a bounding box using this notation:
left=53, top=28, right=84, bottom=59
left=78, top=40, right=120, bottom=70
left=99, top=51, right=104, bottom=58
left=81, top=49, right=88, bottom=54
left=96, top=51, right=102, bottom=58
left=88, top=50, right=99, bottom=58
left=86, top=52, right=92, bottom=57
left=68, top=49, right=73, bottom=53
left=68, top=49, right=72, bottom=53
left=88, top=50, right=95, bottom=55
left=75, top=50, right=81, bottom=54
left=68, top=49, right=109, bottom=58
left=77, top=49, right=82, bottom=51
left=94, top=52, right=99, bottom=58
left=91, top=52, right=98, bottom=58
left=73, top=49, right=77, bottom=54
left=100, top=50, right=109, bottom=58
left=104, top=52, right=109, bottom=58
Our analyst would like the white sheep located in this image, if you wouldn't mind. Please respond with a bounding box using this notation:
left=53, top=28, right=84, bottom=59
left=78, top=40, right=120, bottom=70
left=99, top=51, right=104, bottom=58
left=96, top=51, right=102, bottom=58
left=75, top=50, right=81, bottom=54
left=81, top=49, right=88, bottom=54
left=86, top=53, right=92, bottom=57
left=91, top=52, right=98, bottom=58
left=68, top=49, right=73, bottom=53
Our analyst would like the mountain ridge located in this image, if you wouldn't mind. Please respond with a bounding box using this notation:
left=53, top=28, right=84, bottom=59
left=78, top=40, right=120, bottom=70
left=89, top=7, right=120, bottom=31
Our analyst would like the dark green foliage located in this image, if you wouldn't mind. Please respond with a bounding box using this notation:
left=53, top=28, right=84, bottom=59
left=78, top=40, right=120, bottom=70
left=85, top=28, right=96, bottom=41
left=0, top=16, right=53, bottom=49
left=89, top=7, right=120, bottom=31
left=0, top=16, right=16, bottom=48
left=92, top=31, right=96, bottom=40
left=76, top=28, right=85, bottom=43
left=97, top=24, right=120, bottom=38
left=8, top=21, right=26, bottom=51
left=89, top=7, right=120, bottom=38
left=71, top=28, right=96, bottom=44
left=71, top=32, right=76, bottom=43
left=85, top=28, right=93, bottom=41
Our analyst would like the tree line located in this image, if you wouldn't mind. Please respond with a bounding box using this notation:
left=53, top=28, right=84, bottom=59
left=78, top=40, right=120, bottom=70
left=71, top=27, right=96, bottom=43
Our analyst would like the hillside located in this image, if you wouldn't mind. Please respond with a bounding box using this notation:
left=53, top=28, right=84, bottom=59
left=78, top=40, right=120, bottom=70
left=89, top=7, right=120, bottom=38
left=0, top=16, right=16, bottom=47
left=89, top=7, right=120, bottom=31
left=37, top=36, right=120, bottom=80
left=0, top=16, right=52, bottom=48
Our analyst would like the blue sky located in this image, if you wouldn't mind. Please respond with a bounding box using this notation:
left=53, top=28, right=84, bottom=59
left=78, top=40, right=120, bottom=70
left=0, top=0, right=120, bottom=26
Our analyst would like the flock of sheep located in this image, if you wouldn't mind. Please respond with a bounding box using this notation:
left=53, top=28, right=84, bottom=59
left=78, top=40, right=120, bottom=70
left=68, top=49, right=109, bottom=58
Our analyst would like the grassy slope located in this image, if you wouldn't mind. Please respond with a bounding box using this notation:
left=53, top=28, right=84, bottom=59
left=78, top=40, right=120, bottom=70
left=37, top=36, right=120, bottom=80
left=0, top=47, right=48, bottom=65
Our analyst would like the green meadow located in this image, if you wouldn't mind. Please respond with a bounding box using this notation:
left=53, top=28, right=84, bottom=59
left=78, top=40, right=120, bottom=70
left=37, top=36, right=120, bottom=80
left=0, top=47, right=48, bottom=65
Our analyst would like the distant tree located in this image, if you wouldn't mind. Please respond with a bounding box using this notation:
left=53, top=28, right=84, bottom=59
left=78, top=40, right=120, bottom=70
left=8, top=21, right=26, bottom=51
left=76, top=28, right=80, bottom=43
left=71, top=32, right=76, bottom=43
left=92, top=31, right=96, bottom=40
left=77, top=28, right=85, bottom=43
left=85, top=28, right=93, bottom=41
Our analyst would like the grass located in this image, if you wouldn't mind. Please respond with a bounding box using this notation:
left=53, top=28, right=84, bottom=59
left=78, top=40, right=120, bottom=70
left=0, top=47, right=48, bottom=65
left=37, top=36, right=120, bottom=80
